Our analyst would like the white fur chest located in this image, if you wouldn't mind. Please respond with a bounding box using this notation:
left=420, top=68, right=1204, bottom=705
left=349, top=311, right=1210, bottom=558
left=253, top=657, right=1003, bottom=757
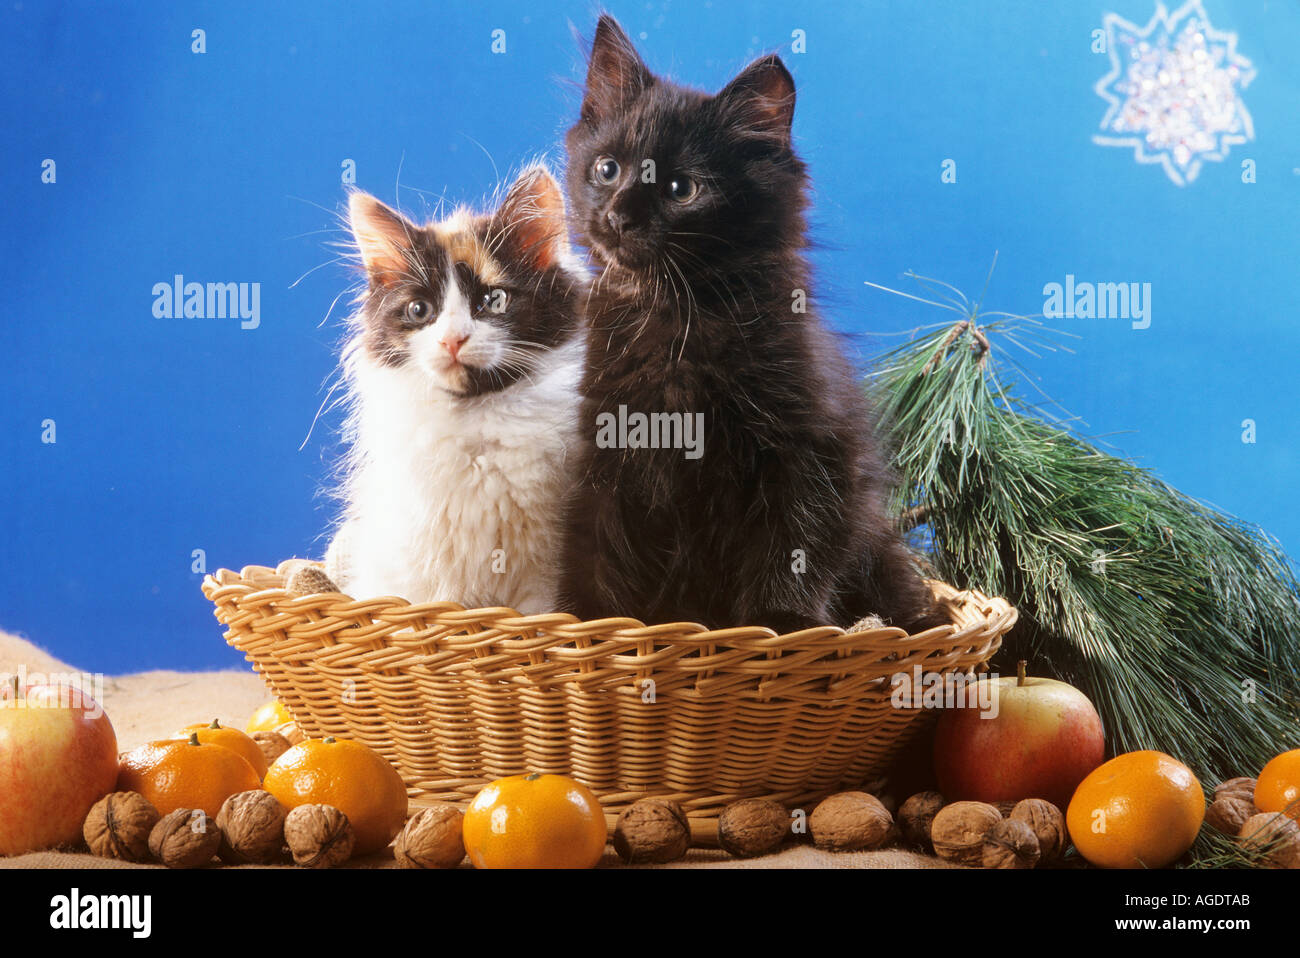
left=326, top=340, right=583, bottom=614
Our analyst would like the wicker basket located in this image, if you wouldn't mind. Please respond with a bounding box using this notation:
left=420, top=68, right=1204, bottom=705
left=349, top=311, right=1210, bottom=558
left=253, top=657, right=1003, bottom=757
left=202, top=561, right=1015, bottom=842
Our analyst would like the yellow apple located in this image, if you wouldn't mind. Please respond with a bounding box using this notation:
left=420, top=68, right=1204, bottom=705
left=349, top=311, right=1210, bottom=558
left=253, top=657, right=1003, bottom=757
left=0, top=680, right=119, bottom=856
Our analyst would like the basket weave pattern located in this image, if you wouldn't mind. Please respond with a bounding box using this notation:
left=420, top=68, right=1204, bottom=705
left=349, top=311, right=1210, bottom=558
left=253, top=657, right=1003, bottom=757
left=202, top=563, right=1015, bottom=834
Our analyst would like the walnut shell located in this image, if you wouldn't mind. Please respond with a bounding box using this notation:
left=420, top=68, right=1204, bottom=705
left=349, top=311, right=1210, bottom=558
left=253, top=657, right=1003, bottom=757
left=251, top=729, right=293, bottom=767
left=809, top=791, right=894, bottom=852
left=272, top=720, right=304, bottom=746
left=1009, top=799, right=1066, bottom=863
left=717, top=799, right=790, bottom=858
left=931, top=801, right=1003, bottom=866
left=148, top=808, right=221, bottom=869
left=285, top=565, right=341, bottom=595
left=83, top=791, right=159, bottom=863
left=393, top=805, right=465, bottom=869
left=982, top=818, right=1041, bottom=869
left=216, top=789, right=287, bottom=864
left=613, top=799, right=691, bottom=864
left=1206, top=794, right=1258, bottom=836
left=898, top=791, right=946, bottom=850
left=1238, top=812, right=1300, bottom=869
left=1214, top=776, right=1257, bottom=804
left=284, top=804, right=354, bottom=868
left=993, top=800, right=1018, bottom=818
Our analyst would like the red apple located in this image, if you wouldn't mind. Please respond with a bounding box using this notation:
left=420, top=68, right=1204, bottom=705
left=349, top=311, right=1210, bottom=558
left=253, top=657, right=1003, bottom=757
left=933, top=661, right=1105, bottom=811
left=0, top=678, right=119, bottom=856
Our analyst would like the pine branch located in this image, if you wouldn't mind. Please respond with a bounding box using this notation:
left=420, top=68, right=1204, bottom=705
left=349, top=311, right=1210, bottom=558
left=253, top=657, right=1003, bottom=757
left=868, top=280, right=1300, bottom=787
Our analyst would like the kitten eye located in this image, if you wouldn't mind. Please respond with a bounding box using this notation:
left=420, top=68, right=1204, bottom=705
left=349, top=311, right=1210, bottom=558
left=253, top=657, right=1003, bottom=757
left=478, top=289, right=508, bottom=314
left=667, top=175, right=698, bottom=203
left=593, top=156, right=621, bottom=186
left=405, top=299, right=430, bottom=323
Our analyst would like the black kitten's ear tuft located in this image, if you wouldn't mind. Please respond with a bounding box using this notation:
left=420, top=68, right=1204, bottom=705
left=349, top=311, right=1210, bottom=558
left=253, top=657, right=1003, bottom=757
left=580, top=14, right=653, bottom=124
left=715, top=54, right=796, bottom=144
left=348, top=192, right=414, bottom=286
left=494, top=166, right=569, bottom=272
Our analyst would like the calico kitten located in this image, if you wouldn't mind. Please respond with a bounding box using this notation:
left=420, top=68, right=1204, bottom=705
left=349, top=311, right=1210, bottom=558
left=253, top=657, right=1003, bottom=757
left=558, top=16, right=944, bottom=634
left=325, top=166, right=586, bottom=613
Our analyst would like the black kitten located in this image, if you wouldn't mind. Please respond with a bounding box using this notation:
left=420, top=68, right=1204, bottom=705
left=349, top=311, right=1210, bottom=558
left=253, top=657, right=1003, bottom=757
left=558, top=16, right=945, bottom=634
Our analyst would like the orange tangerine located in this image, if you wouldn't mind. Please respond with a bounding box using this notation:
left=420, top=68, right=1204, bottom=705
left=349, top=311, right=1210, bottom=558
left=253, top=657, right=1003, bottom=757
left=174, top=719, right=268, bottom=779
left=1066, top=750, right=1204, bottom=869
left=462, top=773, right=607, bottom=869
left=245, top=700, right=292, bottom=735
left=1254, top=748, right=1300, bottom=820
left=263, top=736, right=409, bottom=857
left=117, top=733, right=261, bottom=820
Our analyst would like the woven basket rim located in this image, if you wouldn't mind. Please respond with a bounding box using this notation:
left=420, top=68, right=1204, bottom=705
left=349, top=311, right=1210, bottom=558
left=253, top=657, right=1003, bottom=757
left=201, top=560, right=1017, bottom=649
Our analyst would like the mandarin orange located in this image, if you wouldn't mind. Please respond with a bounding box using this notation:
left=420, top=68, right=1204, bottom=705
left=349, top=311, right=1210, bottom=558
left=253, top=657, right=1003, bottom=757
left=1066, top=750, right=1204, bottom=868
left=1255, top=748, right=1300, bottom=820
left=117, top=732, right=261, bottom=820
left=245, top=700, right=292, bottom=735
left=462, top=772, right=607, bottom=869
left=263, top=736, right=408, bottom=857
left=175, top=719, right=268, bottom=779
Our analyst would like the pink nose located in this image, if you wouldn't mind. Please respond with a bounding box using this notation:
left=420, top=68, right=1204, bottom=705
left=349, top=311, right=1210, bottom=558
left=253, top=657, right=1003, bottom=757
left=440, top=334, right=469, bottom=360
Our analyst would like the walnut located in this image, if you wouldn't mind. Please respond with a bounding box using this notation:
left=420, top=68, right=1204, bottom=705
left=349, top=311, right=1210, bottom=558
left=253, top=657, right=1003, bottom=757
left=898, top=791, right=946, bottom=850
left=809, top=791, right=894, bottom=852
left=1206, top=794, right=1258, bottom=836
left=393, top=805, right=465, bottom=869
left=1238, top=812, right=1300, bottom=869
left=993, top=800, right=1018, bottom=818
left=931, top=801, right=1003, bottom=866
left=613, top=799, right=691, bottom=864
left=252, top=729, right=293, bottom=767
left=83, top=791, right=159, bottom=863
left=1214, top=776, right=1257, bottom=804
left=285, top=565, right=341, bottom=596
left=216, top=790, right=287, bottom=864
left=717, top=799, right=790, bottom=858
left=1009, top=799, right=1066, bottom=863
left=284, top=804, right=354, bottom=868
left=272, top=720, right=305, bottom=746
left=148, top=808, right=222, bottom=869
left=982, top=818, right=1041, bottom=869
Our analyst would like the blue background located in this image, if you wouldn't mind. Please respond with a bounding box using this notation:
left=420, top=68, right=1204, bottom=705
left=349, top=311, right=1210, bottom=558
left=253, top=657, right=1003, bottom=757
left=3, top=1, right=1297, bottom=673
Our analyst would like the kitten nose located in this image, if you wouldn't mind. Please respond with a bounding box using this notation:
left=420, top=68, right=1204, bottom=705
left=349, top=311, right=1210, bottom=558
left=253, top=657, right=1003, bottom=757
left=606, top=209, right=630, bottom=236
left=440, top=333, right=470, bottom=360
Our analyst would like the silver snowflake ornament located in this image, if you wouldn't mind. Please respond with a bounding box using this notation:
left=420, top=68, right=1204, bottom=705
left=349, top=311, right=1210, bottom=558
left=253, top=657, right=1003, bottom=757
left=1094, top=0, right=1256, bottom=186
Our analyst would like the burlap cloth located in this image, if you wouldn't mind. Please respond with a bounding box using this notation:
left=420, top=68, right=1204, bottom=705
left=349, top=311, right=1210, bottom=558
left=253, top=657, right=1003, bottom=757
left=0, top=629, right=953, bottom=870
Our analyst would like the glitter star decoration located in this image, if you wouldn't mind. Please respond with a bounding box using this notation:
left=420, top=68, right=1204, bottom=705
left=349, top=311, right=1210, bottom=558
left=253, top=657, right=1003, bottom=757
left=1094, top=0, right=1256, bottom=186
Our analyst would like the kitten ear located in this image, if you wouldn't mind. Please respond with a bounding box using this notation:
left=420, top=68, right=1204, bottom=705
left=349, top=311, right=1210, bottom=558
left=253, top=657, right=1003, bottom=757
left=715, top=54, right=796, bottom=143
left=494, top=167, right=569, bottom=272
left=579, top=14, right=652, bottom=124
left=348, top=192, right=414, bottom=286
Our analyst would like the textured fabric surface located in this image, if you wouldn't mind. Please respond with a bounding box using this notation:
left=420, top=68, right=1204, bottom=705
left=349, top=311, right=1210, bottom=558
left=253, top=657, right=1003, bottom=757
left=0, top=629, right=952, bottom=870
left=0, top=844, right=955, bottom=870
